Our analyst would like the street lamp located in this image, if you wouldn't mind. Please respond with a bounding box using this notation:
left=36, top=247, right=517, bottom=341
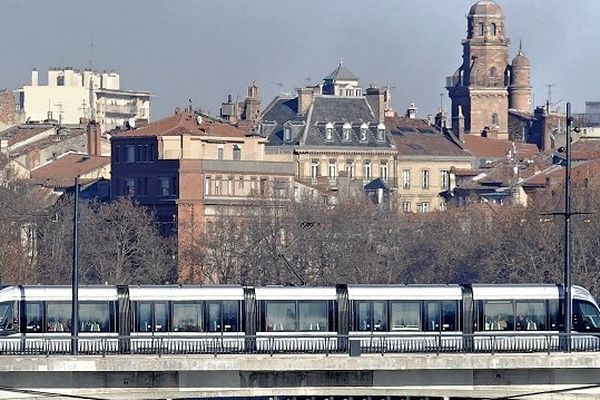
left=71, top=176, right=80, bottom=355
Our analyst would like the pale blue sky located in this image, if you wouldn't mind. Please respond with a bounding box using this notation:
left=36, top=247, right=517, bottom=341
left=1, top=0, right=599, bottom=120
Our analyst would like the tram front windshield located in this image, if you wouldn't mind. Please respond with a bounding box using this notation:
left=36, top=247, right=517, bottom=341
left=574, top=300, right=600, bottom=330
left=0, top=302, right=15, bottom=332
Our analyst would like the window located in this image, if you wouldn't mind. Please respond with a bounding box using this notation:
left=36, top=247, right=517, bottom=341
left=360, top=123, right=368, bottom=141
left=114, top=145, right=121, bottom=163
left=125, top=145, right=135, bottom=163
left=233, top=145, right=241, bottom=160
left=284, top=127, right=291, bottom=141
left=492, top=113, right=499, bottom=127
left=356, top=301, right=387, bottom=331
left=364, top=161, right=372, bottom=180
left=238, top=176, right=244, bottom=192
left=298, top=302, right=328, bottom=331
left=135, top=302, right=168, bottom=332
left=217, top=146, right=224, bottom=160
left=424, top=301, right=458, bottom=332
left=491, top=22, right=497, bottom=35
left=479, top=22, right=484, bottom=36
left=47, top=302, right=71, bottom=332
left=158, top=177, right=170, bottom=196
left=342, top=122, right=352, bottom=141
left=325, top=123, right=333, bottom=140
left=573, top=300, right=600, bottom=331
left=402, top=169, right=411, bottom=189
left=355, top=88, right=362, bottom=96
left=380, top=161, right=388, bottom=181
left=204, top=176, right=210, bottom=196
left=419, top=202, right=430, bottom=213
left=80, top=302, right=112, bottom=332
left=0, top=302, right=16, bottom=332
left=345, top=160, right=354, bottom=178
left=311, top=160, right=320, bottom=178
left=208, top=301, right=238, bottom=332
left=377, top=123, right=385, bottom=141
left=345, top=89, right=353, bottom=96
left=214, top=178, right=221, bottom=195
left=137, top=177, right=148, bottom=196
left=482, top=300, right=513, bottom=331
left=173, top=302, right=203, bottom=332
left=390, top=302, right=421, bottom=331
left=421, top=170, right=430, bottom=189
left=265, top=302, right=296, bottom=331
left=441, top=170, right=450, bottom=190
left=402, top=201, right=411, bottom=212
left=328, top=161, right=337, bottom=179
left=124, top=178, right=135, bottom=195
left=516, top=301, right=546, bottom=331
left=25, top=302, right=42, bottom=333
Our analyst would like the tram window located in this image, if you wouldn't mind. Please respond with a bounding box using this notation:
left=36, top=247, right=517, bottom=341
left=222, top=301, right=239, bottom=332
left=424, top=302, right=440, bottom=331
left=573, top=300, right=600, bottom=331
left=207, top=302, right=222, bottom=332
left=483, top=300, right=513, bottom=331
left=265, top=302, right=296, bottom=332
left=136, top=302, right=152, bottom=332
left=356, top=301, right=371, bottom=331
left=441, top=301, right=458, bottom=331
left=515, top=301, right=545, bottom=331
left=79, top=302, right=111, bottom=332
left=298, top=301, right=328, bottom=331
left=548, top=299, right=560, bottom=330
left=372, top=302, right=387, bottom=331
left=391, top=302, right=420, bottom=331
left=25, top=302, right=42, bottom=333
left=0, top=302, right=16, bottom=332
left=154, top=302, right=168, bottom=332
left=173, top=302, right=203, bottom=332
left=47, top=302, right=71, bottom=333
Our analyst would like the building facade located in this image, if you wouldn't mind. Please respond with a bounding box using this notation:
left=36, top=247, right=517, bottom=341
left=446, top=0, right=532, bottom=140
left=17, top=68, right=151, bottom=133
left=110, top=109, right=295, bottom=280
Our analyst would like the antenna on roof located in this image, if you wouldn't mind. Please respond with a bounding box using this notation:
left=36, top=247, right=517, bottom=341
left=188, top=98, right=193, bottom=112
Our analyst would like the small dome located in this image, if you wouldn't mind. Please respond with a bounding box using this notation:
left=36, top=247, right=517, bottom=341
left=469, top=0, right=503, bottom=17
left=512, top=50, right=530, bottom=68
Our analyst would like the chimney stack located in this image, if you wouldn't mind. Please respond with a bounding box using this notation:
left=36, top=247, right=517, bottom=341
left=31, top=68, right=38, bottom=86
left=87, top=121, right=102, bottom=156
left=406, top=103, right=418, bottom=119
left=297, top=87, right=314, bottom=116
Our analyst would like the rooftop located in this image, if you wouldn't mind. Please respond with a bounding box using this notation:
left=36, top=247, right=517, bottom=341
left=112, top=110, right=248, bottom=139
left=30, top=153, right=110, bottom=188
left=462, top=135, right=539, bottom=159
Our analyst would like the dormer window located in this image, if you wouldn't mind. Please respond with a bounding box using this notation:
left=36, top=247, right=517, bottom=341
left=360, top=123, right=368, bottom=141
left=325, top=122, right=334, bottom=141
left=342, top=122, right=352, bottom=141
left=284, top=126, right=292, bottom=141
left=377, top=123, right=386, bottom=141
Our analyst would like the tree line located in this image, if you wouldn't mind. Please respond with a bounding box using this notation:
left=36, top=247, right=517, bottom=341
left=2, top=178, right=600, bottom=297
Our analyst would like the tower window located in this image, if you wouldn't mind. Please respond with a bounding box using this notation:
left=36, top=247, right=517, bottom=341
left=492, top=113, right=499, bottom=127
left=491, top=23, right=497, bottom=36
left=479, top=23, right=484, bottom=36
left=490, top=67, right=497, bottom=78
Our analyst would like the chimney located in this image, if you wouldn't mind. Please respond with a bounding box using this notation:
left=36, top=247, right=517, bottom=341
left=0, top=139, right=8, bottom=155
left=365, top=87, right=384, bottom=122
left=87, top=121, right=102, bottom=156
left=455, top=105, right=465, bottom=141
left=31, top=68, right=38, bottom=86
left=297, top=87, right=314, bottom=116
left=406, top=103, right=418, bottom=119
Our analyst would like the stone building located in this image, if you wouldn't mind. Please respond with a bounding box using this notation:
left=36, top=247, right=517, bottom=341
left=446, top=0, right=532, bottom=140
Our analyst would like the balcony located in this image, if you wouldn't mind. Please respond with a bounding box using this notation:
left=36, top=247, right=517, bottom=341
left=103, top=104, right=138, bottom=115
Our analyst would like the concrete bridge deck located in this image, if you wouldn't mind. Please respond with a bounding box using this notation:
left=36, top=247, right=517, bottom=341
left=1, top=352, right=600, bottom=399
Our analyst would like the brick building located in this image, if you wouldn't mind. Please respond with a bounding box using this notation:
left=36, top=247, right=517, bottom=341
left=446, top=0, right=532, bottom=140
left=110, top=109, right=294, bottom=280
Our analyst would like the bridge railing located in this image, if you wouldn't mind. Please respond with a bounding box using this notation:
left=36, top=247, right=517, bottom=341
left=0, top=333, right=598, bottom=356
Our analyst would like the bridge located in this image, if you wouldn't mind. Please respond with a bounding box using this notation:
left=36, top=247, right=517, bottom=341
left=0, top=334, right=600, bottom=400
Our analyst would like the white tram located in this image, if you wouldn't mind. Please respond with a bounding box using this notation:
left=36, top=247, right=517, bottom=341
left=0, top=283, right=598, bottom=354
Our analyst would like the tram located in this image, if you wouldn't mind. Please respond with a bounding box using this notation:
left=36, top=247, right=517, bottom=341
left=0, top=284, right=598, bottom=353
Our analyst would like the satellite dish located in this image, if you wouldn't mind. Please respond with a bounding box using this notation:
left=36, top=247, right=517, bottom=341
left=128, top=118, right=136, bottom=128
left=197, top=115, right=203, bottom=125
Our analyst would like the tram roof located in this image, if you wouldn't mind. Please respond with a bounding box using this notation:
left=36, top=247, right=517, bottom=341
left=255, top=286, right=337, bottom=300
left=347, top=285, right=462, bottom=300
left=0, top=286, right=118, bottom=301
left=128, top=285, right=244, bottom=301
left=471, top=285, right=559, bottom=300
